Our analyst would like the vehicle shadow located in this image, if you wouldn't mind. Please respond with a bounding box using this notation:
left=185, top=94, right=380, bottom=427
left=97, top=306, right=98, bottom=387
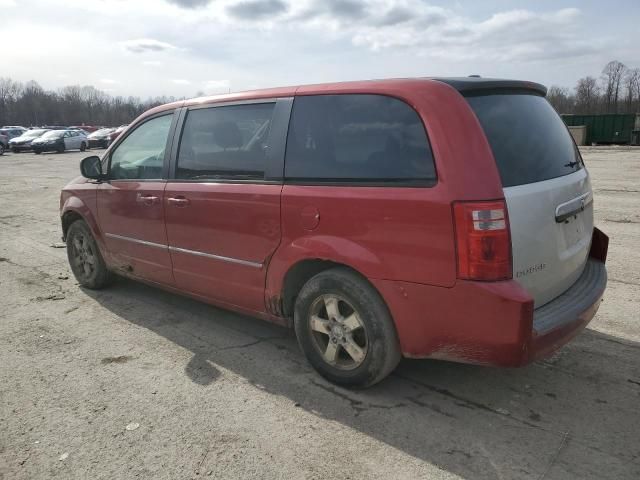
left=85, top=278, right=640, bottom=480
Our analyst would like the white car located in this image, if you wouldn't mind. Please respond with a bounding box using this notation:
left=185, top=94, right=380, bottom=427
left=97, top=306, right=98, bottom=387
left=31, top=129, right=88, bottom=154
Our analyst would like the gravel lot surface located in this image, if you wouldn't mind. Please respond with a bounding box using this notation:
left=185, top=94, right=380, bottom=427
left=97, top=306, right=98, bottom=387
left=1, top=147, right=639, bottom=479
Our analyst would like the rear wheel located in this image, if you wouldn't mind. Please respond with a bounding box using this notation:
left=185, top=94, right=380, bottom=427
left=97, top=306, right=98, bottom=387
left=294, top=267, right=401, bottom=388
left=66, top=219, right=113, bottom=289
left=57, top=144, right=65, bottom=153
left=0, top=144, right=4, bottom=155
left=33, top=149, right=41, bottom=154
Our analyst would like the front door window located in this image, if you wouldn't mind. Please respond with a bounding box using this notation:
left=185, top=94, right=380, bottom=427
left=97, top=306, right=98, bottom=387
left=109, top=115, right=173, bottom=180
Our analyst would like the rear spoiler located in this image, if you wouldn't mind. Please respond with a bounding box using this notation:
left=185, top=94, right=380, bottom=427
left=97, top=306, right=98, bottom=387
left=432, top=77, right=547, bottom=97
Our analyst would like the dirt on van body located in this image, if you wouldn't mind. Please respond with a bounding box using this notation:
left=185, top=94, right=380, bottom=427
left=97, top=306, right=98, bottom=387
left=0, top=147, right=639, bottom=480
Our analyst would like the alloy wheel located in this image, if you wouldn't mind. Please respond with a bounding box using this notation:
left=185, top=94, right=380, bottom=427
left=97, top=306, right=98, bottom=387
left=308, top=294, right=368, bottom=370
left=70, top=232, right=96, bottom=279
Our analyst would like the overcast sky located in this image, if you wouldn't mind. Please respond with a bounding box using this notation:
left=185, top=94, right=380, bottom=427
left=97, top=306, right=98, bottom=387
left=2, top=0, right=639, bottom=98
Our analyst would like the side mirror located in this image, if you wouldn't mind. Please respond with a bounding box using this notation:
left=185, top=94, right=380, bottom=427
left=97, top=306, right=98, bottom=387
left=80, top=155, right=103, bottom=180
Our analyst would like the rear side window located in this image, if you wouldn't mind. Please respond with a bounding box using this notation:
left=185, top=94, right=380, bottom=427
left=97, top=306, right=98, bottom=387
left=284, top=94, right=436, bottom=184
left=177, top=103, right=275, bottom=180
left=466, top=93, right=581, bottom=187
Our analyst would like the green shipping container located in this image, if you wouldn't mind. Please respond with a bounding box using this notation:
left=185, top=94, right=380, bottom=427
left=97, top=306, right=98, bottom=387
left=561, top=113, right=640, bottom=145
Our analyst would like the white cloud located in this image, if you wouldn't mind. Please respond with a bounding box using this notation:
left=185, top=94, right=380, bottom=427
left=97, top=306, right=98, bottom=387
left=171, top=79, right=191, bottom=85
left=121, top=38, right=179, bottom=54
left=100, top=78, right=120, bottom=85
left=142, top=60, right=164, bottom=67
left=345, top=3, right=590, bottom=62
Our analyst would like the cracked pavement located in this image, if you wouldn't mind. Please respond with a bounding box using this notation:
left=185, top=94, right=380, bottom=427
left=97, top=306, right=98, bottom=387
left=1, top=147, right=639, bottom=479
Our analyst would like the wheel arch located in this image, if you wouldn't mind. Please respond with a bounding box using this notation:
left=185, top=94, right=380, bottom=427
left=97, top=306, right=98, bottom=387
left=278, top=258, right=386, bottom=319
left=265, top=235, right=388, bottom=318
left=60, top=195, right=105, bottom=251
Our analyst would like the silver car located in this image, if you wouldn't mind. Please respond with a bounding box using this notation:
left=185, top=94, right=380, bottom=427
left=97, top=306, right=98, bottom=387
left=8, top=128, right=51, bottom=153
left=31, top=129, right=88, bottom=154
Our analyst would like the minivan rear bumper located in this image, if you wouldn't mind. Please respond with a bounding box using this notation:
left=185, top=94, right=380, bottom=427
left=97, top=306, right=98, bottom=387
left=372, top=228, right=608, bottom=367
left=528, top=258, right=606, bottom=362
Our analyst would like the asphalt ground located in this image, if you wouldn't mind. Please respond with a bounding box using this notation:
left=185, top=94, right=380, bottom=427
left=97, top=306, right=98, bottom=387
left=1, top=146, right=639, bottom=479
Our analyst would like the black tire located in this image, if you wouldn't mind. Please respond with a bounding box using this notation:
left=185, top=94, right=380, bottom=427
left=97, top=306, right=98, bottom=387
left=66, top=219, right=113, bottom=289
left=33, top=150, right=41, bottom=154
left=0, top=144, right=4, bottom=155
left=80, top=142, right=87, bottom=152
left=13, top=148, right=20, bottom=154
left=57, top=144, right=65, bottom=153
left=294, top=267, right=401, bottom=388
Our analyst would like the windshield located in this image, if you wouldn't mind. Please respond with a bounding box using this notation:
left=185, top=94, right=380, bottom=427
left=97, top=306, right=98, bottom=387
left=41, top=130, right=65, bottom=139
left=466, top=93, right=581, bottom=187
left=23, top=129, right=49, bottom=138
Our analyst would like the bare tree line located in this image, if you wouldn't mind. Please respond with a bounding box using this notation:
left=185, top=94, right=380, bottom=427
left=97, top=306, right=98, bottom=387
left=0, top=78, right=180, bottom=127
left=547, top=60, right=640, bottom=115
left=2, top=61, right=639, bottom=126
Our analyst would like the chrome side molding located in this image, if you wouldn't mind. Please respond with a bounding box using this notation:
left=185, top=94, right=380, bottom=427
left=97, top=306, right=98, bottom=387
left=167, top=246, right=263, bottom=268
left=104, top=233, right=262, bottom=268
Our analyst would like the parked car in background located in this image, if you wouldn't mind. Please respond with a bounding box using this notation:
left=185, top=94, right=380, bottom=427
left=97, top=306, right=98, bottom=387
left=9, top=128, right=50, bottom=152
left=70, top=125, right=99, bottom=133
left=0, top=133, right=7, bottom=155
left=32, top=129, right=88, bottom=154
left=0, top=127, right=27, bottom=141
left=60, top=77, right=608, bottom=388
left=87, top=128, right=116, bottom=149
left=108, top=124, right=128, bottom=145
left=0, top=127, right=27, bottom=154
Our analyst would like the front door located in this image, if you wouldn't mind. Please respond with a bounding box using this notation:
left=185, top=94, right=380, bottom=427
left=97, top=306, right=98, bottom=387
left=164, top=101, right=284, bottom=313
left=97, top=113, right=175, bottom=285
left=63, top=131, right=76, bottom=150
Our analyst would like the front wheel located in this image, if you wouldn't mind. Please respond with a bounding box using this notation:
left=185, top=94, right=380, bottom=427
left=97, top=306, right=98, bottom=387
left=33, top=149, right=41, bottom=154
left=80, top=142, right=87, bottom=152
left=294, top=267, right=401, bottom=388
left=66, top=219, right=113, bottom=289
left=0, top=144, right=4, bottom=155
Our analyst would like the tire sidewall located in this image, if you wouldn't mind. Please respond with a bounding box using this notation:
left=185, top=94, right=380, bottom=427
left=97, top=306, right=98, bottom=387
left=294, top=269, right=399, bottom=387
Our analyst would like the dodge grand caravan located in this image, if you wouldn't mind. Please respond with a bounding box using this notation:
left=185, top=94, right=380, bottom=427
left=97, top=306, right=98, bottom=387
left=60, top=77, right=608, bottom=387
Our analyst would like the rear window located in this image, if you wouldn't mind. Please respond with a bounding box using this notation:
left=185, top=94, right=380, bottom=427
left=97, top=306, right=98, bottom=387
left=284, top=94, right=436, bottom=185
left=466, top=93, right=581, bottom=187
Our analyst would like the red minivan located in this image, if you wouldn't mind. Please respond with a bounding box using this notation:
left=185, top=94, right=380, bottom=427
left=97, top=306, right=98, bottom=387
left=60, top=77, right=608, bottom=387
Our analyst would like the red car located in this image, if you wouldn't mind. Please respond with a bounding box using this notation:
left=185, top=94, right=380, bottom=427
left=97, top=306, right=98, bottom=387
left=108, top=124, right=128, bottom=145
left=60, top=77, right=608, bottom=387
left=70, top=125, right=99, bottom=133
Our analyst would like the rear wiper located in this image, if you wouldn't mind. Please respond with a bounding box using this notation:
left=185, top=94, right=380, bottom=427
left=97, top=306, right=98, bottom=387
left=564, top=161, right=579, bottom=168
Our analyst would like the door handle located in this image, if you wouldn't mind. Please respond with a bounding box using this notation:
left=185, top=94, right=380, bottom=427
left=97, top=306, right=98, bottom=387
left=167, top=196, right=190, bottom=207
left=136, top=193, right=159, bottom=205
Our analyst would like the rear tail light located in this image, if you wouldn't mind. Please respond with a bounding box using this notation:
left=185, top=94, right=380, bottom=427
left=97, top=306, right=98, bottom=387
left=453, top=200, right=512, bottom=281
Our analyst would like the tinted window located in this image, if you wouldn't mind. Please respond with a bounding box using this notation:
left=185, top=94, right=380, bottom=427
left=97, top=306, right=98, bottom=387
left=284, top=94, right=435, bottom=184
left=109, top=114, right=173, bottom=180
left=466, top=94, right=581, bottom=187
left=177, top=103, right=275, bottom=180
